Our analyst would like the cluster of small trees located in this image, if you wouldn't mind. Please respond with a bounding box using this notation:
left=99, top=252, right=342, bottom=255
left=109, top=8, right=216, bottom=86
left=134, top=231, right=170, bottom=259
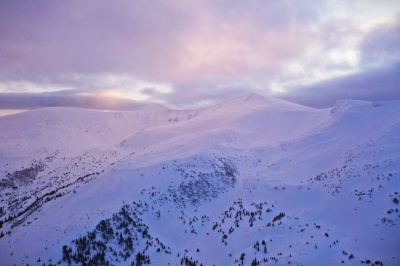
left=212, top=198, right=275, bottom=243
left=169, top=158, right=238, bottom=208
left=5, top=161, right=45, bottom=182
left=60, top=200, right=177, bottom=265
left=360, top=259, right=383, bottom=265
left=272, top=212, right=285, bottom=223
left=393, top=197, right=399, bottom=204
left=251, top=257, right=260, bottom=266
left=132, top=251, right=150, bottom=266
left=180, top=255, right=203, bottom=266
left=61, top=204, right=142, bottom=265
left=62, top=235, right=108, bottom=265
left=1, top=213, right=17, bottom=226
left=0, top=213, right=16, bottom=238
left=253, top=240, right=267, bottom=253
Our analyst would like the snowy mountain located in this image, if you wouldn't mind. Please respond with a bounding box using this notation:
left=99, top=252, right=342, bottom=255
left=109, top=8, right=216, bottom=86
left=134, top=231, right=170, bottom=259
left=0, top=94, right=399, bottom=266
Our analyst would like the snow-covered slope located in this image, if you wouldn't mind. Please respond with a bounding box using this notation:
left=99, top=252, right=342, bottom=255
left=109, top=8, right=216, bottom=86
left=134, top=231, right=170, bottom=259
left=0, top=94, right=399, bottom=266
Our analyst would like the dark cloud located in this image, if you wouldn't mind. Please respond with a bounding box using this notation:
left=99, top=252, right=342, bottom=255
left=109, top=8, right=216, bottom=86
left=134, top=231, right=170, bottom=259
left=0, top=90, right=144, bottom=110
left=281, top=60, right=400, bottom=108
left=278, top=17, right=400, bottom=108
left=0, top=1, right=399, bottom=111
left=0, top=0, right=190, bottom=82
left=0, top=0, right=326, bottom=83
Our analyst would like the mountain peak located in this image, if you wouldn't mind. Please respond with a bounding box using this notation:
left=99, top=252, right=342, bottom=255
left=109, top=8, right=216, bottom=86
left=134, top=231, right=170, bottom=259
left=139, top=103, right=172, bottom=113
left=331, top=99, right=371, bottom=114
left=237, top=93, right=268, bottom=102
left=219, top=93, right=312, bottom=112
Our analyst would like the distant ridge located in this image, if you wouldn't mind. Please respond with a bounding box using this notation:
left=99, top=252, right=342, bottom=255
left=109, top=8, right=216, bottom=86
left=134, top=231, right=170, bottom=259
left=1, top=91, right=400, bottom=266
left=202, top=93, right=314, bottom=114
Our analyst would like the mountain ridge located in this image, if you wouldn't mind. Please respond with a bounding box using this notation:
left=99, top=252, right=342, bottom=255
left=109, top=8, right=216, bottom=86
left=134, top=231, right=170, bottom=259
left=0, top=94, right=399, bottom=266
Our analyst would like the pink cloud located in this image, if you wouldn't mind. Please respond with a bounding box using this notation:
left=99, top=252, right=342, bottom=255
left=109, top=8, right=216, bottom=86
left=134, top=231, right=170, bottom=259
left=0, top=0, right=399, bottom=109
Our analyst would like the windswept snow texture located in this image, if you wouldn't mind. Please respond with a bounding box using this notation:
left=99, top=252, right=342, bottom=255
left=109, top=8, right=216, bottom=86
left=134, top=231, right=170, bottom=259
left=0, top=94, right=399, bottom=266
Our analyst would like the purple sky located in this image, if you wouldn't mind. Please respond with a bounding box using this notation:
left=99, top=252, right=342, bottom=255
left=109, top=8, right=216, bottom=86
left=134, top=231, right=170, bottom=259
left=0, top=0, right=399, bottom=112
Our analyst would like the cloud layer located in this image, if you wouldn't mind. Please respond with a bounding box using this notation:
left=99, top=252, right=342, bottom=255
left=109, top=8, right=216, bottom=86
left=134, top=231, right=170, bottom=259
left=0, top=0, right=399, bottom=111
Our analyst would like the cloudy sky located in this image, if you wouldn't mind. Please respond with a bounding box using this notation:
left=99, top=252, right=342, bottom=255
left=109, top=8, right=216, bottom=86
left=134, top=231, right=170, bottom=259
left=0, top=0, right=399, bottom=113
